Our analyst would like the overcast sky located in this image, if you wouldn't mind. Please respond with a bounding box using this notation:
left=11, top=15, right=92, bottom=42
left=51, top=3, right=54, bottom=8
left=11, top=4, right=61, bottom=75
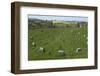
left=28, top=15, right=88, bottom=22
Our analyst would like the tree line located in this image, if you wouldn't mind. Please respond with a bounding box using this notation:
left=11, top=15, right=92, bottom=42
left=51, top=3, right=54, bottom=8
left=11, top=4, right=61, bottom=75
left=28, top=18, right=87, bottom=29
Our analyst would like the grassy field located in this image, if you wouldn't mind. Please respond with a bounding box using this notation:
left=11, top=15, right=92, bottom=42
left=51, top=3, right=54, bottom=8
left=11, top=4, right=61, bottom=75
left=28, top=27, right=88, bottom=60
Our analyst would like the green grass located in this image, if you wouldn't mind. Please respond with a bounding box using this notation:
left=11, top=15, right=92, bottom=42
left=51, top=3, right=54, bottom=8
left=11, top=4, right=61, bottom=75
left=53, top=20, right=78, bottom=25
left=28, top=27, right=88, bottom=60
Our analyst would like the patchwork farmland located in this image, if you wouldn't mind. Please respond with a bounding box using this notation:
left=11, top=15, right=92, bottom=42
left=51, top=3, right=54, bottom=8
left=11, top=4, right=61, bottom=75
left=28, top=18, right=88, bottom=60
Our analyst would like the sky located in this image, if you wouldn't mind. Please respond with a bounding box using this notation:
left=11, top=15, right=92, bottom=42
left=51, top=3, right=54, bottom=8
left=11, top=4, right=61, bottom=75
left=28, top=15, right=88, bottom=22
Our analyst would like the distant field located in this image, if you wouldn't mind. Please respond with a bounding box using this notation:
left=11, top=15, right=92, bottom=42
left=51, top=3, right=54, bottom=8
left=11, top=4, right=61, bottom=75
left=28, top=27, right=88, bottom=60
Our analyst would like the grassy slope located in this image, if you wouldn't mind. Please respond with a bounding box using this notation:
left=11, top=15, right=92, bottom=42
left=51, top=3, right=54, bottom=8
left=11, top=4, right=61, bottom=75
left=28, top=27, right=88, bottom=60
left=53, top=20, right=78, bottom=25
